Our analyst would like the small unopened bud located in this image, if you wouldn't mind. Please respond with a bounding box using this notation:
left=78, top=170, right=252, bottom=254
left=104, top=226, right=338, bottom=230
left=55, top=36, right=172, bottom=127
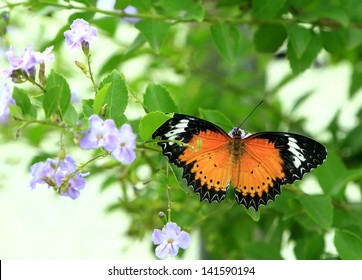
left=81, top=40, right=90, bottom=56
left=75, top=61, right=87, bottom=74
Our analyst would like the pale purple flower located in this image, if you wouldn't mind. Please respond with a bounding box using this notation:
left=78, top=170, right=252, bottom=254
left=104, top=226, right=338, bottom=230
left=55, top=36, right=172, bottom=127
left=29, top=155, right=88, bottom=199
left=152, top=222, right=190, bottom=259
left=111, top=123, right=137, bottom=164
left=0, top=83, right=15, bottom=123
left=29, top=158, right=58, bottom=190
left=228, top=127, right=252, bottom=139
left=53, top=155, right=87, bottom=199
left=79, top=114, right=118, bottom=151
left=96, top=1, right=139, bottom=23
left=64, top=18, right=97, bottom=50
left=5, top=44, right=53, bottom=74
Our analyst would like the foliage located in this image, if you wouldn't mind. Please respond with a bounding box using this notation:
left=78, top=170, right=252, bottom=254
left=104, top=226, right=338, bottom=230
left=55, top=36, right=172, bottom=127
left=1, top=0, right=362, bottom=260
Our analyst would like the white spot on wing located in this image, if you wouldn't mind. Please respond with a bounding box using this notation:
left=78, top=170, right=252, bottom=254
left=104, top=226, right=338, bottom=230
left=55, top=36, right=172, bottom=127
left=288, top=137, right=306, bottom=168
left=164, top=120, right=189, bottom=145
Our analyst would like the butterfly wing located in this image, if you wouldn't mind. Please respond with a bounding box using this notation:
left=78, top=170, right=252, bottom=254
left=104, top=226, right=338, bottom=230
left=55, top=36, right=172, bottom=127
left=152, top=114, right=233, bottom=202
left=232, top=132, right=327, bottom=210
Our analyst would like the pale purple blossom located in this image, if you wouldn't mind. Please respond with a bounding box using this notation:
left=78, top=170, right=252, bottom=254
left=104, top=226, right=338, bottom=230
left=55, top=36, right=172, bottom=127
left=79, top=115, right=137, bottom=165
left=79, top=114, right=118, bottom=151
left=152, top=222, right=190, bottom=259
left=5, top=45, right=53, bottom=74
left=0, top=83, right=15, bottom=123
left=29, top=155, right=88, bottom=199
left=96, top=1, right=139, bottom=23
left=111, top=124, right=137, bottom=164
left=64, top=18, right=97, bottom=50
left=123, top=5, right=140, bottom=24
left=228, top=127, right=252, bottom=139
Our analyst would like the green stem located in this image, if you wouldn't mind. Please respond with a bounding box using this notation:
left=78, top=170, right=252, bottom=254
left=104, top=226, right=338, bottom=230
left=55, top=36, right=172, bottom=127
left=86, top=53, right=98, bottom=95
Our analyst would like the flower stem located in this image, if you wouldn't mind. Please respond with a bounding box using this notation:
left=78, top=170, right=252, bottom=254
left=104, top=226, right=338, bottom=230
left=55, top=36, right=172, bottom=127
left=86, top=54, right=98, bottom=95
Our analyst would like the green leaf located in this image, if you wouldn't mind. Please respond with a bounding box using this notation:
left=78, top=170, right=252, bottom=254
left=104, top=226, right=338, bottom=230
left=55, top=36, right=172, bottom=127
left=349, top=65, right=362, bottom=97
left=199, top=108, right=233, bottom=131
left=98, top=70, right=128, bottom=126
left=321, top=30, right=346, bottom=55
left=334, top=229, right=362, bottom=260
left=139, top=111, right=170, bottom=141
left=82, top=99, right=94, bottom=117
left=155, top=0, right=205, bottom=21
left=287, top=25, right=312, bottom=58
left=143, top=83, right=178, bottom=113
left=92, top=17, right=118, bottom=36
left=135, top=19, right=171, bottom=53
left=314, top=151, right=347, bottom=196
left=44, top=70, right=71, bottom=118
left=63, top=105, right=78, bottom=126
left=93, top=83, right=110, bottom=115
left=315, top=7, right=349, bottom=28
left=298, top=195, right=333, bottom=231
left=294, top=234, right=324, bottom=260
left=244, top=242, right=283, bottom=259
left=252, top=0, right=286, bottom=20
left=12, top=87, right=36, bottom=118
left=287, top=29, right=322, bottom=73
left=254, top=24, right=287, bottom=53
left=210, top=23, right=240, bottom=65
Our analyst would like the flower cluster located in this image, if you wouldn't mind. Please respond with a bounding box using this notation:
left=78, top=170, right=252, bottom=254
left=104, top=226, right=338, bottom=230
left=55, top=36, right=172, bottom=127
left=64, top=18, right=97, bottom=52
left=30, top=155, right=88, bottom=199
left=1, top=44, right=54, bottom=83
left=79, top=114, right=137, bottom=164
left=152, top=222, right=190, bottom=259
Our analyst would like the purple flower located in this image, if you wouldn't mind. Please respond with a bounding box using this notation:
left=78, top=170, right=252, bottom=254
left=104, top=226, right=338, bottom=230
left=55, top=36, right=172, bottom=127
left=6, top=44, right=54, bottom=74
left=152, top=222, right=190, bottom=259
left=228, top=128, right=252, bottom=139
left=79, top=114, right=119, bottom=151
left=64, top=19, right=97, bottom=50
left=79, top=115, right=137, bottom=165
left=29, top=158, right=58, bottom=190
left=54, top=155, right=87, bottom=199
left=29, top=155, right=88, bottom=199
left=0, top=83, right=16, bottom=123
left=111, top=124, right=137, bottom=164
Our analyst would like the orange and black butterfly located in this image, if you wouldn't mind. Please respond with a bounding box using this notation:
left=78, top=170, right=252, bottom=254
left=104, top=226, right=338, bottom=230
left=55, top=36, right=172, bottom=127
left=152, top=114, right=327, bottom=210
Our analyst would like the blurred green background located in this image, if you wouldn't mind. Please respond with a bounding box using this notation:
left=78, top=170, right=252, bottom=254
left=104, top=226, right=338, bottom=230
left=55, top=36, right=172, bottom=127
left=1, top=0, right=362, bottom=259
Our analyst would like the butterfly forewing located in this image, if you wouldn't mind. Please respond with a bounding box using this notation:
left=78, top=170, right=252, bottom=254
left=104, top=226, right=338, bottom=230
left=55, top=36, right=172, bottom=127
left=233, top=132, right=327, bottom=209
left=152, top=114, right=233, bottom=202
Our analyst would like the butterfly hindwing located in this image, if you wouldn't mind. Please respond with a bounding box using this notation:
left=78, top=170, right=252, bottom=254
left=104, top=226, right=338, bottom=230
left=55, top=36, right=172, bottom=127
left=152, top=114, right=233, bottom=202
left=233, top=132, right=327, bottom=209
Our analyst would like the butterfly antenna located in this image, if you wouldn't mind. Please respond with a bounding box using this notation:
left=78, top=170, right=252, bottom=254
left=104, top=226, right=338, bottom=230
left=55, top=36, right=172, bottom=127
left=238, top=100, right=264, bottom=128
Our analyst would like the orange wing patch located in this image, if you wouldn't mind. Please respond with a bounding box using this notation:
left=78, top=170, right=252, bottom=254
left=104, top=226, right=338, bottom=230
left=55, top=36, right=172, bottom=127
left=178, top=130, right=233, bottom=202
left=232, top=137, right=285, bottom=209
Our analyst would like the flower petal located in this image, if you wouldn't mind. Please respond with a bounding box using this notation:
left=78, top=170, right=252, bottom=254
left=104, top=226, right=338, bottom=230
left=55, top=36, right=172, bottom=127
left=151, top=229, right=165, bottom=245
left=155, top=243, right=171, bottom=259
left=176, top=231, right=190, bottom=249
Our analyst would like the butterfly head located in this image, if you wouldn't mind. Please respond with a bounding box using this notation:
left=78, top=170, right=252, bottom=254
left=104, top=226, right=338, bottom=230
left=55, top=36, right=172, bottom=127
left=228, top=127, right=252, bottom=139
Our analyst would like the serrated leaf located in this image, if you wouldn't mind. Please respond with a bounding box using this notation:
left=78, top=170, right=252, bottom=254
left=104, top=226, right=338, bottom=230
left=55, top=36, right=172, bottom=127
left=143, top=83, right=178, bottom=113
left=211, top=23, right=240, bottom=65
left=139, top=111, right=170, bottom=141
left=299, top=195, right=333, bottom=231
left=135, top=19, right=170, bottom=53
left=44, top=70, right=71, bottom=118
left=99, top=70, right=128, bottom=126
left=252, top=0, right=286, bottom=20
left=321, top=30, right=346, bottom=55
left=254, top=24, right=287, bottom=53
left=294, top=234, right=324, bottom=260
left=334, top=229, right=362, bottom=260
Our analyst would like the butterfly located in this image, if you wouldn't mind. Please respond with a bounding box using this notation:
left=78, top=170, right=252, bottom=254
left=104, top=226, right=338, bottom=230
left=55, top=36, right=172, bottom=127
left=152, top=113, right=327, bottom=210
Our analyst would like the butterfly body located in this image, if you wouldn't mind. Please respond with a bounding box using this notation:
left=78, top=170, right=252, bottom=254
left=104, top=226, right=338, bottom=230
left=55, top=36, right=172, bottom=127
left=152, top=114, right=327, bottom=210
